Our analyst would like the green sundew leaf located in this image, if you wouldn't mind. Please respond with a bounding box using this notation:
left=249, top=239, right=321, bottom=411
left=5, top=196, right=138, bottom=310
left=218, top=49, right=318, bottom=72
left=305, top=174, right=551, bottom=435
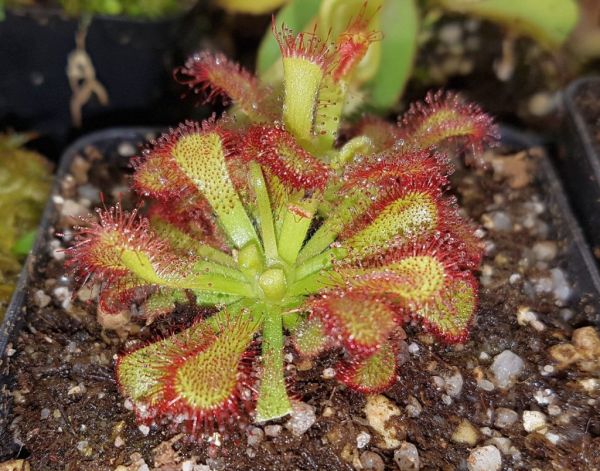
left=277, top=196, right=319, bottom=265
left=339, top=255, right=447, bottom=303
left=281, top=56, right=324, bottom=142
left=313, top=291, right=397, bottom=354
left=298, top=190, right=372, bottom=262
left=417, top=277, right=476, bottom=343
left=193, top=291, right=242, bottom=306
left=255, top=304, right=293, bottom=421
left=150, top=216, right=236, bottom=268
left=168, top=316, right=258, bottom=413
left=366, top=0, right=419, bottom=110
left=437, top=0, right=579, bottom=49
left=256, top=0, right=321, bottom=76
left=171, top=131, right=258, bottom=248
left=314, top=76, right=347, bottom=152
left=342, top=191, right=438, bottom=260
left=142, top=289, right=188, bottom=322
left=117, top=320, right=215, bottom=405
left=337, top=341, right=397, bottom=393
left=11, top=229, right=36, bottom=256
left=117, top=249, right=253, bottom=297
left=291, top=316, right=330, bottom=358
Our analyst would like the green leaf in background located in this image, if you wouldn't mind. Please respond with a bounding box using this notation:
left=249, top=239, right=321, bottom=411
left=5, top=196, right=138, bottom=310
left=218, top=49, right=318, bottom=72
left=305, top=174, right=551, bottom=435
left=218, top=0, right=289, bottom=15
left=12, top=229, right=37, bottom=257
left=437, top=0, right=579, bottom=49
left=367, top=0, right=419, bottom=110
left=256, top=0, right=321, bottom=76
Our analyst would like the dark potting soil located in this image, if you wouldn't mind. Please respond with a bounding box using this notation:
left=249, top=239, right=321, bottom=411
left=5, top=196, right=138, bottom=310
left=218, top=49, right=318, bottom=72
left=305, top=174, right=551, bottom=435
left=573, top=81, right=600, bottom=154
left=4, top=140, right=600, bottom=470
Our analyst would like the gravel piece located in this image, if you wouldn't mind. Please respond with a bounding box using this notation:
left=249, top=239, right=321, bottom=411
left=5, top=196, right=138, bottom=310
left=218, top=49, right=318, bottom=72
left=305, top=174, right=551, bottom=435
left=522, top=411, right=547, bottom=432
left=356, top=431, right=371, bottom=449
left=443, top=370, right=464, bottom=397
left=490, top=350, right=524, bottom=389
left=477, top=379, right=495, bottom=391
left=322, top=367, right=336, bottom=379
left=483, top=212, right=512, bottom=231
left=394, top=442, right=420, bottom=470
left=285, top=402, right=316, bottom=436
left=364, top=395, right=403, bottom=449
left=33, top=290, right=51, bottom=308
left=550, top=268, right=572, bottom=302
left=247, top=426, right=264, bottom=447
left=572, top=326, right=600, bottom=359
left=405, top=396, right=422, bottom=418
left=264, top=424, right=282, bottom=437
left=52, top=286, right=72, bottom=311
left=486, top=437, right=512, bottom=455
left=451, top=419, right=480, bottom=445
left=467, top=445, right=502, bottom=471
left=494, top=408, right=519, bottom=429
left=532, top=241, right=557, bottom=261
left=439, top=23, right=463, bottom=44
left=359, top=451, right=385, bottom=471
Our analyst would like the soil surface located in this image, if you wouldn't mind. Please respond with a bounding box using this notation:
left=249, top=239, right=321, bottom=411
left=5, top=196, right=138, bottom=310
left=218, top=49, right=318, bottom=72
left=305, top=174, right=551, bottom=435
left=2, top=137, right=600, bottom=470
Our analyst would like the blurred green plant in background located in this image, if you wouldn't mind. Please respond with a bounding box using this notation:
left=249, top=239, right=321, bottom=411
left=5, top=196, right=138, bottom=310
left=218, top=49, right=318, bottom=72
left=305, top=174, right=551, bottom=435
left=0, top=134, right=51, bottom=320
left=255, top=0, right=579, bottom=112
left=2, top=0, right=193, bottom=18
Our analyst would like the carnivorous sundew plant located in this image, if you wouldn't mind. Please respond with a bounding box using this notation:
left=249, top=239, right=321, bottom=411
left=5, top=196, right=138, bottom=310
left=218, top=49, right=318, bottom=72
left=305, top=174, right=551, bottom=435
left=66, top=13, right=498, bottom=439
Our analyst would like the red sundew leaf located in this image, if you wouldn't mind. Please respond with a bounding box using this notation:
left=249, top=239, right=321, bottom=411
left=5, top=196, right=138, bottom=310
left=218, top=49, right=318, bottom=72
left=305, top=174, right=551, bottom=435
left=147, top=198, right=225, bottom=248
left=336, top=341, right=397, bottom=393
left=437, top=206, right=484, bottom=270
left=309, top=290, right=399, bottom=356
left=291, top=316, right=337, bottom=358
left=223, top=150, right=254, bottom=206
left=97, top=274, right=151, bottom=315
left=175, top=51, right=277, bottom=122
left=415, top=272, right=478, bottom=344
left=116, top=314, right=258, bottom=438
left=337, top=235, right=468, bottom=304
left=242, top=126, right=331, bottom=192
left=339, top=181, right=444, bottom=261
left=133, top=119, right=236, bottom=207
left=341, top=147, right=450, bottom=194
left=337, top=235, right=479, bottom=344
left=116, top=319, right=217, bottom=411
left=66, top=204, right=189, bottom=286
left=157, top=316, right=258, bottom=437
left=131, top=151, right=193, bottom=202
left=397, top=90, right=499, bottom=166
left=330, top=7, right=383, bottom=82
left=143, top=120, right=261, bottom=251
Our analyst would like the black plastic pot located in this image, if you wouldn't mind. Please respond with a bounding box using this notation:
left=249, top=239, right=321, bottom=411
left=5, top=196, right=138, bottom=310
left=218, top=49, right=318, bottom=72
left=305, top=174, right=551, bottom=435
left=0, top=127, right=156, bottom=458
left=0, top=6, right=205, bottom=158
left=1, top=126, right=600, bottom=459
left=559, top=76, right=600, bottom=256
